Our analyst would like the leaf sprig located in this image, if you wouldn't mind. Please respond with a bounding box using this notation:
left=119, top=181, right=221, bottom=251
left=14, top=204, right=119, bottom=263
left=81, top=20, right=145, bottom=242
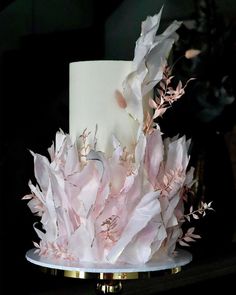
left=144, top=65, right=195, bottom=135
left=184, top=201, right=214, bottom=222
left=178, top=227, right=201, bottom=247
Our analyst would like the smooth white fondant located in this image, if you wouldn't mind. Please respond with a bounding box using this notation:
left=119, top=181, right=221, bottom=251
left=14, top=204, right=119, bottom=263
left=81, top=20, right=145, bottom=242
left=26, top=248, right=192, bottom=273
left=69, top=60, right=139, bottom=156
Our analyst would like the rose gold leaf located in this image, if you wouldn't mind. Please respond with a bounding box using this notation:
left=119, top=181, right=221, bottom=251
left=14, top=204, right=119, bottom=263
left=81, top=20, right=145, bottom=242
left=183, top=237, right=195, bottom=242
left=163, top=175, right=169, bottom=186
left=191, top=234, right=201, bottom=239
left=179, top=240, right=190, bottom=247
left=186, top=215, right=191, bottom=222
left=158, top=89, right=164, bottom=96
left=22, top=194, right=34, bottom=200
left=160, top=81, right=165, bottom=90
left=208, top=201, right=213, bottom=207
left=185, top=49, right=201, bottom=59
left=187, top=227, right=195, bottom=234
left=149, top=98, right=158, bottom=109
left=208, top=207, right=214, bottom=211
left=33, top=241, right=40, bottom=248
left=176, top=81, right=182, bottom=92
left=155, top=107, right=167, bottom=118
left=153, top=109, right=159, bottom=119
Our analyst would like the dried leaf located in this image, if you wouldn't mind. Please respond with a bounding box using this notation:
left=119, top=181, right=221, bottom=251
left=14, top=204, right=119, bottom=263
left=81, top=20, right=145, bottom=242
left=183, top=236, right=195, bottom=242
left=179, top=240, right=190, bottom=247
left=149, top=98, right=158, bottom=109
left=192, top=213, right=199, bottom=219
left=187, top=227, right=195, bottom=234
left=185, top=49, right=201, bottom=59
left=159, top=81, right=166, bottom=90
left=190, top=234, right=201, bottom=239
left=186, top=215, right=191, bottom=222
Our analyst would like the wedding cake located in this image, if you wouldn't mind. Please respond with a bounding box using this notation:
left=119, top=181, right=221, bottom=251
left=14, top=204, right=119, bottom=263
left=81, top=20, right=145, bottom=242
left=23, top=7, right=211, bottom=265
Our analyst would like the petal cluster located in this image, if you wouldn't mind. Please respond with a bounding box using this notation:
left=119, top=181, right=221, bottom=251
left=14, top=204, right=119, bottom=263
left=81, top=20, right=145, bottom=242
left=25, top=129, right=193, bottom=264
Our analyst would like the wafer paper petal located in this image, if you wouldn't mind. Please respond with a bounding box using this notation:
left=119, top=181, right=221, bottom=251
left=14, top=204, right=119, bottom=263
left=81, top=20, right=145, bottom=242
left=123, top=8, right=181, bottom=124
left=68, top=222, right=97, bottom=261
left=118, top=218, right=162, bottom=264
left=106, top=191, right=161, bottom=263
left=31, top=152, right=50, bottom=193
left=145, top=129, right=164, bottom=187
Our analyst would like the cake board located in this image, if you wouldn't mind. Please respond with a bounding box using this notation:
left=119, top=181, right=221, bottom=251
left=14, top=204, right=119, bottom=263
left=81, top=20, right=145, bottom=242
left=26, top=248, right=192, bottom=294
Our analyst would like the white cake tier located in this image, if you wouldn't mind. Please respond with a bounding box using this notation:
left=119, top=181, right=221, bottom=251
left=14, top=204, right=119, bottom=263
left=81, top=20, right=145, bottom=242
left=69, top=60, right=140, bottom=156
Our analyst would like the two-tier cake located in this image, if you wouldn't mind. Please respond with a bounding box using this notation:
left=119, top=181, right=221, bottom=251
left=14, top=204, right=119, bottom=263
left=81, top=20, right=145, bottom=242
left=23, top=7, right=211, bottom=265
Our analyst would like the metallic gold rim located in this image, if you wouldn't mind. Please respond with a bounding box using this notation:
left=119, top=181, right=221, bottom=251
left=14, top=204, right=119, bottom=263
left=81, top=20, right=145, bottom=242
left=40, top=266, right=181, bottom=280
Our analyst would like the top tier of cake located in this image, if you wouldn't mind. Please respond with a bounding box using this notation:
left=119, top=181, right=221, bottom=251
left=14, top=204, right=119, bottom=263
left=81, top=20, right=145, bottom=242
left=69, top=60, right=140, bottom=156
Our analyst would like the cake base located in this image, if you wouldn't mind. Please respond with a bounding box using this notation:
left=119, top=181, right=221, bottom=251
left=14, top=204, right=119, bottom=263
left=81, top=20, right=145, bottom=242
left=25, top=248, right=192, bottom=294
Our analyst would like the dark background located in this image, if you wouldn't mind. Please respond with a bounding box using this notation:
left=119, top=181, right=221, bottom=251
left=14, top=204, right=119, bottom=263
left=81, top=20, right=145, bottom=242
left=0, top=1, right=236, bottom=294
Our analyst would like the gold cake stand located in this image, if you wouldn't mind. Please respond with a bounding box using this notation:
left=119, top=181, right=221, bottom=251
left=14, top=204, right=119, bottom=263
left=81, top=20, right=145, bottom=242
left=26, top=248, right=192, bottom=294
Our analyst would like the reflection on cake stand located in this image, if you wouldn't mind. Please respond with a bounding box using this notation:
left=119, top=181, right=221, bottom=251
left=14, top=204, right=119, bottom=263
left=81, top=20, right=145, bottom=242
left=26, top=248, right=192, bottom=294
